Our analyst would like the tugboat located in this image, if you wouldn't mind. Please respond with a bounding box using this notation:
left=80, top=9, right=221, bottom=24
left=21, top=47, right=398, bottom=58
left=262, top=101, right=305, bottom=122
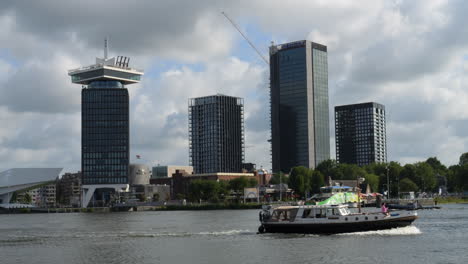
left=258, top=204, right=418, bottom=234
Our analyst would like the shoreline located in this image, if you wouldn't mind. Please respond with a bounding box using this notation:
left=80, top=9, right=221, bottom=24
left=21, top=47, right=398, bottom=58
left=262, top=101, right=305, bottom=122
left=0, top=203, right=264, bottom=214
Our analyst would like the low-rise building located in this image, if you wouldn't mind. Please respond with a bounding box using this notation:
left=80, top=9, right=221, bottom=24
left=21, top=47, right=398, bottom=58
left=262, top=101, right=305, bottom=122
left=150, top=170, right=259, bottom=199
left=56, top=172, right=82, bottom=207
left=152, top=165, right=193, bottom=178
left=17, top=183, right=57, bottom=208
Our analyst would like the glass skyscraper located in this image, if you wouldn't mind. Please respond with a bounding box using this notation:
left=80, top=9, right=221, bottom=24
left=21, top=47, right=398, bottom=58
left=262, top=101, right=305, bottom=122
left=335, top=102, right=387, bottom=166
left=69, top=49, right=143, bottom=207
left=189, top=94, right=245, bottom=173
left=81, top=84, right=129, bottom=185
left=270, top=40, right=330, bottom=173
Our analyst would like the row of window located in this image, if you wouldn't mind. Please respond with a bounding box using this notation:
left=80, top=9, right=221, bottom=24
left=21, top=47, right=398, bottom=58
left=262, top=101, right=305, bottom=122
left=83, top=159, right=127, bottom=165
left=83, top=127, right=127, bottom=134
left=83, top=152, right=127, bottom=159
left=83, top=165, right=128, bottom=171
left=83, top=133, right=127, bottom=140
left=84, top=146, right=127, bottom=152
left=83, top=177, right=127, bottom=184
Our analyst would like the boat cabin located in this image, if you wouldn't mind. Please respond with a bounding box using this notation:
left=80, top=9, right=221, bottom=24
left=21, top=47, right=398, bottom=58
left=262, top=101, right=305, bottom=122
left=268, top=205, right=351, bottom=222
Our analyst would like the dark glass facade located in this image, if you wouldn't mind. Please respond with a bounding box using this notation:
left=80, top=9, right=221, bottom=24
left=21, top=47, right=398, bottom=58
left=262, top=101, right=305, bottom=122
left=82, top=81, right=129, bottom=185
left=189, top=95, right=244, bottom=173
left=270, top=40, right=330, bottom=173
left=335, top=102, right=387, bottom=166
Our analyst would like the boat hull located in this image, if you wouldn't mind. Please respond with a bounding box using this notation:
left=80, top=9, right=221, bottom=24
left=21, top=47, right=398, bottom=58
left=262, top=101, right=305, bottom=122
left=261, top=216, right=418, bottom=234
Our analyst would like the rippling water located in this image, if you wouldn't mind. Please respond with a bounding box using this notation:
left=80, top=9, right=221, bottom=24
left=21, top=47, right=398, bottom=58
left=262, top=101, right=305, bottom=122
left=1, top=204, right=467, bottom=264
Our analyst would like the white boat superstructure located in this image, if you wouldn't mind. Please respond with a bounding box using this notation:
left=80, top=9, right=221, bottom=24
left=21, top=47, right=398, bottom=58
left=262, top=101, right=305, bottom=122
left=258, top=204, right=418, bottom=234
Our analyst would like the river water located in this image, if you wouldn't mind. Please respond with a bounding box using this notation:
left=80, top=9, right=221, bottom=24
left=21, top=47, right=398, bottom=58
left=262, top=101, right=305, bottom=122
left=0, top=204, right=467, bottom=264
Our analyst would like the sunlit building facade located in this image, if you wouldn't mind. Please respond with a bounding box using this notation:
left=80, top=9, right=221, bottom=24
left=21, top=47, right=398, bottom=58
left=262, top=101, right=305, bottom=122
left=189, top=94, right=245, bottom=173
left=270, top=40, right=330, bottom=173
left=335, top=102, right=387, bottom=166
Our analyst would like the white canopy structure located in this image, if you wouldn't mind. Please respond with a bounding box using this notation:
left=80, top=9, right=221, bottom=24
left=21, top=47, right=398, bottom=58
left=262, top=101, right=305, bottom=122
left=0, top=168, right=62, bottom=208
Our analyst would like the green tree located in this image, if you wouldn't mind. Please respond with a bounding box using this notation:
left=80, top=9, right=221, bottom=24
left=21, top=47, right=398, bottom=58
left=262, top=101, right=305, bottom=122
left=364, top=173, right=379, bottom=193
left=315, top=159, right=337, bottom=181
left=25, top=193, right=32, bottom=204
left=247, top=178, right=258, bottom=188
left=310, top=170, right=325, bottom=194
left=363, top=162, right=388, bottom=176
left=218, top=180, right=229, bottom=201
left=400, top=178, right=419, bottom=192
left=400, top=164, right=417, bottom=185
left=426, top=157, right=447, bottom=175
left=388, top=162, right=403, bottom=197
left=188, top=180, right=222, bottom=202
left=288, top=166, right=311, bottom=198
left=454, top=164, right=468, bottom=191
left=415, top=162, right=436, bottom=192
left=336, top=163, right=366, bottom=181
left=459, top=152, right=468, bottom=166
left=269, top=171, right=289, bottom=185
left=229, top=177, right=251, bottom=202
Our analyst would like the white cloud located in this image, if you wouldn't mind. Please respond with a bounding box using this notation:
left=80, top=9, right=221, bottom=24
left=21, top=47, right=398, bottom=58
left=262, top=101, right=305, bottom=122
left=129, top=57, right=267, bottom=167
left=1, top=0, right=468, bottom=173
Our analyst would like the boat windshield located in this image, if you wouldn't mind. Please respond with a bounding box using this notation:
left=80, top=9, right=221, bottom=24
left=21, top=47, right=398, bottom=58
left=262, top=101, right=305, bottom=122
left=271, top=208, right=298, bottom=221
left=339, top=207, right=350, bottom=215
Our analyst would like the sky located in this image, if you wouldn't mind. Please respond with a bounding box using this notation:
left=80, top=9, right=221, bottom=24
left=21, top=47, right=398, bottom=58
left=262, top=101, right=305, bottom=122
left=1, top=0, right=468, bottom=173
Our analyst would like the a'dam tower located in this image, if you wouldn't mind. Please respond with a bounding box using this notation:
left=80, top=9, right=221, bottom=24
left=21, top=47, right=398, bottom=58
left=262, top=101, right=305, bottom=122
left=68, top=39, right=143, bottom=207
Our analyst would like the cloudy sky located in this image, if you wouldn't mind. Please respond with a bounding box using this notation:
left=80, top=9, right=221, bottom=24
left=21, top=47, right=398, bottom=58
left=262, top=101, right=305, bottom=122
left=1, top=0, right=467, bottom=173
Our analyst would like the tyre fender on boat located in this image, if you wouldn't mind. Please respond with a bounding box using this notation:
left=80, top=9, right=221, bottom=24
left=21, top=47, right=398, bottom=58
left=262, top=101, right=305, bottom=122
left=258, top=225, right=266, bottom=234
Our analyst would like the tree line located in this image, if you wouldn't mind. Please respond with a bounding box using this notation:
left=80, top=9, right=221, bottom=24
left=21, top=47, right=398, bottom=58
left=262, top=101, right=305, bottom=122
left=187, top=176, right=258, bottom=203
left=270, top=152, right=468, bottom=199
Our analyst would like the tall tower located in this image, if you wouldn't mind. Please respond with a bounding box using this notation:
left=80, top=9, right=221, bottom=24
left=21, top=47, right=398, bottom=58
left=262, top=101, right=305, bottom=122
left=270, top=40, right=330, bottom=173
left=68, top=40, right=143, bottom=207
left=335, top=102, right=387, bottom=166
left=189, top=94, right=245, bottom=173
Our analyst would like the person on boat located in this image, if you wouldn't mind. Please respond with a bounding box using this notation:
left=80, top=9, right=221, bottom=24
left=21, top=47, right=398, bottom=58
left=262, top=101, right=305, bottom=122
left=381, top=203, right=389, bottom=216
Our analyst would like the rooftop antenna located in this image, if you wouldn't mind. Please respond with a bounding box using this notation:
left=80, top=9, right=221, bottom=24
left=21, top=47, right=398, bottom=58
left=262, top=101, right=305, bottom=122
left=104, top=37, right=108, bottom=60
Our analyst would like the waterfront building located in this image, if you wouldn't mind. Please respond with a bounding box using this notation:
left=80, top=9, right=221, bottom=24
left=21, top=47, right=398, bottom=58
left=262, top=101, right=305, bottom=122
left=335, top=102, right=387, bottom=166
left=20, top=183, right=57, bottom=208
left=189, top=94, right=245, bottom=173
left=270, top=40, right=330, bottom=173
left=68, top=40, right=143, bottom=207
left=150, top=171, right=257, bottom=199
left=56, top=172, right=82, bottom=207
left=128, top=164, right=151, bottom=185
left=152, top=165, right=194, bottom=178
left=0, top=168, right=62, bottom=208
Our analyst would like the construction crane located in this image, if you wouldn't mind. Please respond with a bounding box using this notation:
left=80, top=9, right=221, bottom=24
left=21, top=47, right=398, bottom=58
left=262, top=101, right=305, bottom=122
left=221, top=11, right=269, bottom=65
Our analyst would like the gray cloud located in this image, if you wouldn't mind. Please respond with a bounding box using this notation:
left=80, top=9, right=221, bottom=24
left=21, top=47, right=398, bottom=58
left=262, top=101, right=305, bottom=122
left=2, top=0, right=468, bottom=173
left=0, top=1, right=234, bottom=63
left=0, top=56, right=80, bottom=113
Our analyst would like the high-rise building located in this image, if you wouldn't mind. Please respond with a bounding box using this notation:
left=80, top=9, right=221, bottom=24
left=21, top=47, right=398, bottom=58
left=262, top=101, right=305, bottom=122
left=335, top=102, right=387, bottom=166
left=189, top=94, right=244, bottom=173
left=270, top=40, right=330, bottom=173
left=68, top=40, right=143, bottom=207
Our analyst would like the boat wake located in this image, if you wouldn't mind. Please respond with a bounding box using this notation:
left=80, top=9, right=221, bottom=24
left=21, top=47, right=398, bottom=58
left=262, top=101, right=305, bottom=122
left=0, top=229, right=255, bottom=242
left=127, top=229, right=253, bottom=238
left=337, top=225, right=421, bottom=236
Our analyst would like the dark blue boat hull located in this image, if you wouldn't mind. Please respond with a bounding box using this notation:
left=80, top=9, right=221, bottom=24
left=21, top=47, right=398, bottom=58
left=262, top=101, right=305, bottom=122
left=261, top=216, right=417, bottom=234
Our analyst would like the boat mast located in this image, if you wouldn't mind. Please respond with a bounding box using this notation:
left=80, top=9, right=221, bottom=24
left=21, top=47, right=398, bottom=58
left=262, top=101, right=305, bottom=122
left=279, top=171, right=282, bottom=201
